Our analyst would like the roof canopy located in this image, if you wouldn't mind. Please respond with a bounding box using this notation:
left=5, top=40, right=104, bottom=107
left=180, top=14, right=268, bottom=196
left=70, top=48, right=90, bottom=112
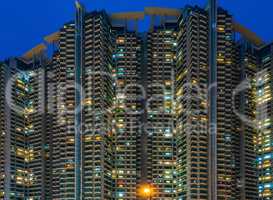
left=22, top=43, right=47, bottom=60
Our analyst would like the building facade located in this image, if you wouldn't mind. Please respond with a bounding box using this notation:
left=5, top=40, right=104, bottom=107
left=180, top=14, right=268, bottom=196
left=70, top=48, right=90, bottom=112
left=112, top=27, right=143, bottom=199
left=234, top=40, right=258, bottom=199
left=255, top=43, right=273, bottom=199
left=50, top=4, right=114, bottom=200
left=145, top=21, right=177, bottom=199
left=175, top=6, right=260, bottom=200
left=0, top=2, right=271, bottom=200
left=175, top=6, right=209, bottom=199
left=0, top=55, right=51, bottom=200
left=0, top=62, right=7, bottom=199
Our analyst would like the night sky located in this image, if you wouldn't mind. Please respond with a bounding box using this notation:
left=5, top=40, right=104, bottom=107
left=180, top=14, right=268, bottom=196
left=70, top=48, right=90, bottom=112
left=1, top=0, right=272, bottom=60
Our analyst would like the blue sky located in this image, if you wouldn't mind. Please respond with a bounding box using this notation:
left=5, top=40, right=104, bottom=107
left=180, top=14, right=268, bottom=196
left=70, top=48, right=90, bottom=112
left=0, top=0, right=272, bottom=60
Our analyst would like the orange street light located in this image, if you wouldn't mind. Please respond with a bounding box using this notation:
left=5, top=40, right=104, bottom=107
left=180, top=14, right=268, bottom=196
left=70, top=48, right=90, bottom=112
left=139, top=183, right=153, bottom=200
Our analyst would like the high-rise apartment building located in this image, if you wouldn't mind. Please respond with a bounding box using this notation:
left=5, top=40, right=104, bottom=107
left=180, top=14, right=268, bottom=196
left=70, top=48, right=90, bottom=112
left=112, top=26, right=143, bottom=199
left=51, top=3, right=114, bottom=199
left=0, top=49, right=51, bottom=200
left=175, top=6, right=209, bottom=199
left=5, top=58, right=32, bottom=200
left=255, top=43, right=273, bottom=199
left=46, top=51, right=59, bottom=200
left=0, top=2, right=271, bottom=200
left=111, top=9, right=179, bottom=200
left=234, top=40, right=258, bottom=199
left=175, top=5, right=260, bottom=200
left=0, top=62, right=6, bottom=199
left=145, top=20, right=177, bottom=199
left=215, top=8, right=237, bottom=199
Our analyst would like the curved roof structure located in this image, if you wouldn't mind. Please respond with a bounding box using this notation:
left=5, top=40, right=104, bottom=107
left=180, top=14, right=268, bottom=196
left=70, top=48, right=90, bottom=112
left=144, top=7, right=181, bottom=17
left=110, top=7, right=181, bottom=21
left=233, top=22, right=264, bottom=46
left=111, top=12, right=145, bottom=21
left=44, top=32, right=60, bottom=44
left=22, top=7, right=264, bottom=60
left=22, top=43, right=47, bottom=60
